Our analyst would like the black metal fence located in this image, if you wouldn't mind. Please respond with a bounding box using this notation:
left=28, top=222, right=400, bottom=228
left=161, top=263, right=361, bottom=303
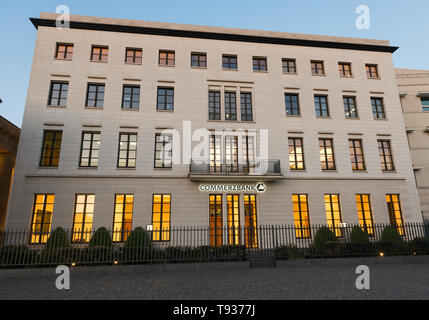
left=1, top=223, right=429, bottom=268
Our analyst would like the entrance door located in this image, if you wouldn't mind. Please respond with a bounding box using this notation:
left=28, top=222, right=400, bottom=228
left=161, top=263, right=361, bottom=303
left=209, top=195, right=223, bottom=246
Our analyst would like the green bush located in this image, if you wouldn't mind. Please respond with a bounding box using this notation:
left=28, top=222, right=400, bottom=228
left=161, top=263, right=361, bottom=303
left=350, top=226, right=369, bottom=243
left=88, top=227, right=113, bottom=248
left=409, top=237, right=429, bottom=255
left=314, top=227, right=338, bottom=253
left=44, top=227, right=70, bottom=251
left=379, top=226, right=405, bottom=256
left=380, top=226, right=403, bottom=243
left=124, top=227, right=152, bottom=249
left=274, top=245, right=302, bottom=260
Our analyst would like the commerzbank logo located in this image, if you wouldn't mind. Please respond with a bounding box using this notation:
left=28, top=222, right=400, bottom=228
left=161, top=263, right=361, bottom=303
left=199, top=182, right=266, bottom=193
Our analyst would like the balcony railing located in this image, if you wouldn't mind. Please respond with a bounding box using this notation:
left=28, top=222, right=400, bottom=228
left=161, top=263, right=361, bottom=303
left=189, top=159, right=282, bottom=176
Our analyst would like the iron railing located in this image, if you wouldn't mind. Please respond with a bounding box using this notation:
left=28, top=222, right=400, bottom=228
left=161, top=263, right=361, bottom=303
left=189, top=159, right=282, bottom=175
left=0, top=223, right=428, bottom=268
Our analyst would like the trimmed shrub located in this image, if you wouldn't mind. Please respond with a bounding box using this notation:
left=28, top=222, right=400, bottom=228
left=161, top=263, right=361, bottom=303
left=350, top=226, right=369, bottom=243
left=124, top=227, right=152, bottom=249
left=44, top=227, right=70, bottom=251
left=40, top=227, right=71, bottom=264
left=314, top=227, right=338, bottom=254
left=88, top=227, right=112, bottom=248
left=379, top=226, right=405, bottom=256
left=380, top=226, right=403, bottom=243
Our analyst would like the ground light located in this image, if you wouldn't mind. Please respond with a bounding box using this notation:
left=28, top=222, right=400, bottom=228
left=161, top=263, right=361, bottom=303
left=114, top=261, right=119, bottom=265
left=379, top=252, right=384, bottom=257
left=71, top=262, right=76, bottom=267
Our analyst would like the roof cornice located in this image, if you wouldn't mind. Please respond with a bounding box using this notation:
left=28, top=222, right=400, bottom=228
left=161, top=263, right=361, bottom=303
left=30, top=18, right=399, bottom=54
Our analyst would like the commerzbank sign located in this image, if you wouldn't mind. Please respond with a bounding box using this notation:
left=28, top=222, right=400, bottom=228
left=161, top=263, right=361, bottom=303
left=199, top=183, right=266, bottom=193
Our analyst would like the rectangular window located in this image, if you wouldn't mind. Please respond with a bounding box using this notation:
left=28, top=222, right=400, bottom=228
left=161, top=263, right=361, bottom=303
left=325, top=194, right=343, bottom=237
left=244, top=195, right=258, bottom=248
left=253, top=57, right=267, bottom=71
left=48, top=81, right=69, bottom=106
left=371, top=97, right=385, bottom=119
left=40, top=130, right=62, bottom=167
left=319, top=138, right=336, bottom=170
left=378, top=140, right=395, bottom=172
left=421, top=97, right=429, bottom=112
left=79, top=132, right=101, bottom=168
left=31, top=194, right=55, bottom=244
left=209, top=195, right=223, bottom=247
left=225, top=92, right=237, bottom=121
left=240, top=92, right=253, bottom=121
left=191, top=52, right=207, bottom=68
left=314, top=95, right=329, bottom=117
left=338, top=62, right=352, bottom=77
left=113, top=194, right=134, bottom=242
left=125, top=48, right=142, bottom=64
left=208, top=91, right=221, bottom=120
left=117, top=133, right=137, bottom=168
left=225, top=136, right=238, bottom=173
left=282, top=58, right=296, bottom=73
left=356, top=194, right=374, bottom=236
left=157, top=87, right=174, bottom=111
left=311, top=60, right=325, bottom=75
left=159, top=50, right=175, bottom=66
left=289, top=137, right=305, bottom=170
left=227, top=194, right=240, bottom=245
left=122, top=85, right=140, bottom=109
left=285, top=93, right=300, bottom=116
left=386, top=194, right=405, bottom=236
left=55, top=43, right=74, bottom=60
left=222, top=55, right=237, bottom=70
left=152, top=194, right=171, bottom=242
left=344, top=96, right=358, bottom=118
left=91, top=46, right=108, bottom=62
left=86, top=83, right=105, bottom=108
left=349, top=139, right=366, bottom=171
left=72, top=194, right=95, bottom=243
left=154, top=133, right=173, bottom=168
left=292, top=194, right=311, bottom=239
left=366, top=64, right=379, bottom=79
left=242, top=136, right=255, bottom=173
left=210, top=135, right=222, bottom=173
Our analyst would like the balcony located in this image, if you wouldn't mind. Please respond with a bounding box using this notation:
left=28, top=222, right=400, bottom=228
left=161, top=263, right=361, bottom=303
left=189, top=159, right=283, bottom=181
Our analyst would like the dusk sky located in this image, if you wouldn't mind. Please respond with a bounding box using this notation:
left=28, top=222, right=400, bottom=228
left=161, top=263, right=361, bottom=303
left=1, top=0, right=429, bottom=126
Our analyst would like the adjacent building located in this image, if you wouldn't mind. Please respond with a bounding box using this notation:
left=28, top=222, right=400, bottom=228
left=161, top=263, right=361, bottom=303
left=396, top=68, right=429, bottom=222
left=5, top=12, right=423, bottom=245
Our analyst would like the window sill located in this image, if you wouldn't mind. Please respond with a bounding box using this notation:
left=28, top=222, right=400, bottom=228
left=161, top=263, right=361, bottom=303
left=283, top=72, right=298, bottom=75
left=121, top=108, right=140, bottom=111
left=253, top=70, right=268, bottom=73
left=154, top=167, right=173, bottom=171
left=312, top=74, right=326, bottom=77
left=117, top=167, right=137, bottom=170
left=78, top=167, right=98, bottom=170
left=345, top=117, right=360, bottom=120
left=316, top=116, right=331, bottom=119
left=290, top=170, right=307, bottom=172
left=54, top=58, right=73, bottom=62
left=340, top=75, right=354, bottom=79
left=85, top=107, right=104, bottom=110
left=158, top=64, right=176, bottom=68
left=322, top=169, right=337, bottom=172
left=90, top=60, right=108, bottom=63
left=353, top=170, right=368, bottom=173
left=156, top=109, right=175, bottom=113
left=207, top=120, right=256, bottom=124
left=374, top=118, right=388, bottom=121
left=222, top=68, right=239, bottom=71
left=286, top=115, right=302, bottom=118
left=47, top=105, right=66, bottom=109
left=38, top=166, right=59, bottom=169
left=191, top=66, right=207, bottom=70
left=124, top=62, right=142, bottom=65
left=367, top=77, right=381, bottom=80
left=382, top=170, right=397, bottom=174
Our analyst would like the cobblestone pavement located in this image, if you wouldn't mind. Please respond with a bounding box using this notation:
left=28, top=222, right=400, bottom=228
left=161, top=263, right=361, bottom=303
left=1, top=262, right=429, bottom=300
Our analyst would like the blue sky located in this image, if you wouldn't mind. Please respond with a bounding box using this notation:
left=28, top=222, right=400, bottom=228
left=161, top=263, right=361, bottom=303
left=1, top=0, right=428, bottom=127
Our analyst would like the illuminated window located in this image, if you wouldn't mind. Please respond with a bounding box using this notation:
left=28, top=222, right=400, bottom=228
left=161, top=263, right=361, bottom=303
left=118, top=133, right=137, bottom=168
left=152, top=194, right=171, bottom=242
left=159, top=50, right=175, bottom=66
left=378, top=140, right=395, bottom=172
left=222, top=55, right=237, bottom=70
left=113, top=194, right=133, bottom=242
left=40, top=130, right=62, bottom=167
left=55, top=43, right=73, bottom=60
left=289, top=137, right=305, bottom=170
left=72, top=194, right=95, bottom=243
left=210, top=135, right=222, bottom=173
left=209, top=195, right=223, bottom=247
left=356, top=194, right=374, bottom=236
left=285, top=93, right=300, bottom=116
left=314, top=95, right=329, bottom=117
left=338, top=62, right=352, bottom=77
left=240, top=92, right=253, bottom=121
left=208, top=91, right=221, bottom=120
left=191, top=53, right=207, bottom=68
left=325, top=194, right=343, bottom=237
left=227, top=195, right=240, bottom=245
left=85, top=83, right=105, bottom=108
left=48, top=82, right=68, bottom=106
left=125, top=48, right=142, bottom=64
left=244, top=195, right=258, bottom=248
left=157, top=87, right=174, bottom=111
left=319, top=138, right=336, bottom=170
left=253, top=57, right=267, bottom=71
left=344, top=96, right=358, bottom=118
left=122, top=85, right=140, bottom=109
left=386, top=194, right=405, bottom=236
left=79, top=132, right=100, bottom=168
left=349, top=139, right=366, bottom=171
left=372, top=97, right=385, bottom=119
left=282, top=58, right=296, bottom=73
left=30, top=194, right=55, bottom=244
left=154, top=133, right=172, bottom=168
left=292, top=194, right=311, bottom=239
left=311, top=60, right=325, bottom=76
left=366, top=64, right=379, bottom=79
left=91, top=46, right=109, bottom=62
left=225, top=92, right=237, bottom=121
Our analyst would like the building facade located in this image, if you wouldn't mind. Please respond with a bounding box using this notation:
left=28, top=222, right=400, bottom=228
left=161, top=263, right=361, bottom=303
left=396, top=68, right=429, bottom=222
left=0, top=116, right=20, bottom=231
left=5, top=12, right=423, bottom=243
